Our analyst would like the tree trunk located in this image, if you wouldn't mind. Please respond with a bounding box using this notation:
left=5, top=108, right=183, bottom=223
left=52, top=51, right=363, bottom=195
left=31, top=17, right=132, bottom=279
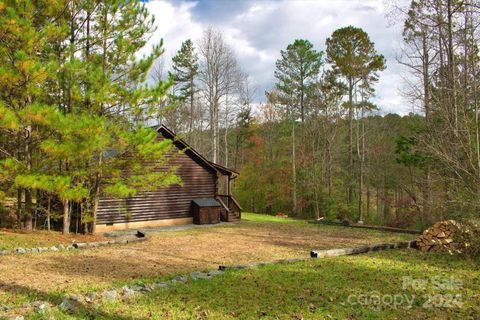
left=347, top=77, right=354, bottom=204
left=366, top=186, right=371, bottom=219
left=470, top=0, right=480, bottom=187
left=33, top=190, right=38, bottom=230
left=91, top=152, right=103, bottom=234
left=358, top=106, right=366, bottom=223
left=224, top=93, right=229, bottom=167
left=212, top=99, right=219, bottom=163
left=327, top=141, right=332, bottom=197
left=300, top=83, right=305, bottom=215
left=422, top=31, right=430, bottom=120
left=376, top=182, right=380, bottom=219
left=190, top=77, right=195, bottom=132
left=24, top=126, right=33, bottom=230
left=291, top=123, right=297, bottom=216
left=16, top=188, right=22, bottom=225
left=383, top=168, right=389, bottom=224
left=422, top=170, right=430, bottom=227
left=62, top=199, right=70, bottom=234
left=47, top=196, right=51, bottom=232
left=313, top=163, right=320, bottom=220
left=447, top=0, right=458, bottom=130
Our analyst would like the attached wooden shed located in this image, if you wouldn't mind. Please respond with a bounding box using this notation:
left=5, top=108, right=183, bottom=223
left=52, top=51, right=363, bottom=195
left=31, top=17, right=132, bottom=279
left=95, top=125, right=241, bottom=232
left=191, top=198, right=222, bottom=225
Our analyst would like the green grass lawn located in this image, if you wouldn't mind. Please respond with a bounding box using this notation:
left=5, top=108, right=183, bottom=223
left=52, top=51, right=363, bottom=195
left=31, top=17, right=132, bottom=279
left=25, top=249, right=479, bottom=320
left=242, top=212, right=306, bottom=224
left=2, top=213, right=478, bottom=319
left=242, top=212, right=415, bottom=242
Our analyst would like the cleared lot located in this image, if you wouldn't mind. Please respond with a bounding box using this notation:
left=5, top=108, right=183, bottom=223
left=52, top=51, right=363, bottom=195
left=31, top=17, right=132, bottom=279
left=0, top=213, right=413, bottom=301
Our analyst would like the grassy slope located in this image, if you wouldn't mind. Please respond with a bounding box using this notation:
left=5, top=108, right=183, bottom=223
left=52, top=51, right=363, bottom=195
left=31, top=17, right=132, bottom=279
left=21, top=213, right=479, bottom=319
left=29, top=249, right=479, bottom=320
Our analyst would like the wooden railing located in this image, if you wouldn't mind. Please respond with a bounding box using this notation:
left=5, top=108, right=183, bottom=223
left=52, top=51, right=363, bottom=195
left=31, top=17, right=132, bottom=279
left=216, top=194, right=242, bottom=220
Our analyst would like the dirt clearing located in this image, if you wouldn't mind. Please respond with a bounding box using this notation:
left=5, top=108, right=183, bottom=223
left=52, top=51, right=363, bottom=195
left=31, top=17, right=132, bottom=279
left=0, top=217, right=413, bottom=295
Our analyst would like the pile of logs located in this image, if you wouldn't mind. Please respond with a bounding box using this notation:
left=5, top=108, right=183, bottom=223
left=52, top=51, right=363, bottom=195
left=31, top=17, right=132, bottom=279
left=416, top=220, right=459, bottom=252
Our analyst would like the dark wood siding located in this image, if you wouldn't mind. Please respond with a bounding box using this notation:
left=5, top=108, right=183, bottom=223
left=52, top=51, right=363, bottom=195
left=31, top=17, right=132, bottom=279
left=96, top=135, right=218, bottom=224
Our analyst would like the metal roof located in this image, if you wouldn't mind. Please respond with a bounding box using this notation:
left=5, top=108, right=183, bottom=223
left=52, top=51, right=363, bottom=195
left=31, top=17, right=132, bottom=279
left=153, top=124, right=239, bottom=177
left=192, top=198, right=221, bottom=207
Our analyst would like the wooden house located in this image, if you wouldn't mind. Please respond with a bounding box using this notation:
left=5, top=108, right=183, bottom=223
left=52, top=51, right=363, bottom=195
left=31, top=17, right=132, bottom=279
left=94, top=125, right=241, bottom=232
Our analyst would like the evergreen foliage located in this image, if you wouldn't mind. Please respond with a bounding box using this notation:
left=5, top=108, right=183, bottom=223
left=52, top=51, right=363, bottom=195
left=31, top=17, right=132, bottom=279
left=0, top=0, right=179, bottom=233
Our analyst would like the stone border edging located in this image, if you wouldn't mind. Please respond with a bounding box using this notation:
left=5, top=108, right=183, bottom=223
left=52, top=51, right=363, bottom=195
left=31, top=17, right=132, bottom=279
left=308, top=221, right=422, bottom=234
left=310, top=240, right=416, bottom=258
left=0, top=237, right=148, bottom=256
left=219, top=241, right=416, bottom=271
left=218, top=258, right=309, bottom=271
left=0, top=269, right=225, bottom=318
left=1, top=241, right=418, bottom=318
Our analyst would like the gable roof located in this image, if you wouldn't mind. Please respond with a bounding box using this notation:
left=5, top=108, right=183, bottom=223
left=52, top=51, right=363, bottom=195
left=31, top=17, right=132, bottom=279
left=153, top=124, right=239, bottom=178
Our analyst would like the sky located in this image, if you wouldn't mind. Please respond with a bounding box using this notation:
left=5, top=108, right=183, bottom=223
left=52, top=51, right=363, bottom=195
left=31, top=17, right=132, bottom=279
left=142, top=0, right=412, bottom=115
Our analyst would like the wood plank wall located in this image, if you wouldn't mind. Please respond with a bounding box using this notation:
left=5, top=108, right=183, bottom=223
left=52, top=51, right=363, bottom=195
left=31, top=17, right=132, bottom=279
left=96, top=135, right=218, bottom=225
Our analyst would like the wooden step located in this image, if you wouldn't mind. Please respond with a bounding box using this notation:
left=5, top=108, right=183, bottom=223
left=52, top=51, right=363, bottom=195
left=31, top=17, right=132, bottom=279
left=227, top=213, right=240, bottom=222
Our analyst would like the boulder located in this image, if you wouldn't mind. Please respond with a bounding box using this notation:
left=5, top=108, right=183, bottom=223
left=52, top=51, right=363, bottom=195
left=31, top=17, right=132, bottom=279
left=32, top=301, right=50, bottom=314
left=173, top=275, right=188, bottom=283
left=102, top=290, right=118, bottom=301
left=150, top=282, right=169, bottom=289
left=120, top=286, right=136, bottom=298
left=67, top=294, right=83, bottom=303
left=190, top=271, right=211, bottom=280
left=59, top=298, right=76, bottom=313
left=85, top=292, right=97, bottom=303
left=207, top=270, right=224, bottom=277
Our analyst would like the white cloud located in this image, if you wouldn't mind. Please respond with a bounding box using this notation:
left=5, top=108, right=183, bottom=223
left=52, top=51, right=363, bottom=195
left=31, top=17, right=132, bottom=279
left=141, top=1, right=203, bottom=60
left=143, top=0, right=412, bottom=114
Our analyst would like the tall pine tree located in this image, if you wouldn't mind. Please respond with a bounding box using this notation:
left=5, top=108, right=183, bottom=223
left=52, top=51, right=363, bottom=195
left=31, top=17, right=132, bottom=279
left=171, top=39, right=199, bottom=132
left=0, top=0, right=181, bottom=233
left=326, top=26, right=385, bottom=208
left=274, top=39, right=323, bottom=215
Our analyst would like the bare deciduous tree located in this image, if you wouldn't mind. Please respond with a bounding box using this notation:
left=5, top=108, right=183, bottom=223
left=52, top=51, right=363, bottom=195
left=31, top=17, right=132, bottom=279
left=198, top=28, right=240, bottom=164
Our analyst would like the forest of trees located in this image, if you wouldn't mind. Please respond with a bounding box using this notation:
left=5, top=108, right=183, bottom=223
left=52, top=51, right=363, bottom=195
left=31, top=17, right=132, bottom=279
left=157, top=1, right=480, bottom=229
left=0, top=0, right=479, bottom=233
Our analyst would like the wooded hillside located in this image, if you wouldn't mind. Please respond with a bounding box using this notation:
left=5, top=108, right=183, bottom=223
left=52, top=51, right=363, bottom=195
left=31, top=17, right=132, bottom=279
left=155, top=1, right=480, bottom=229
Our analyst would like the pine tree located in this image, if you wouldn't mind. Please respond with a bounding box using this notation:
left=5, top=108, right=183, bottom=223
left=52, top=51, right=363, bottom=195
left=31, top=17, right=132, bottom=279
left=274, top=39, right=323, bottom=215
left=0, top=0, right=65, bottom=230
left=171, top=39, right=199, bottom=132
left=0, top=0, right=180, bottom=234
left=76, top=0, right=173, bottom=233
left=326, top=26, right=386, bottom=208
